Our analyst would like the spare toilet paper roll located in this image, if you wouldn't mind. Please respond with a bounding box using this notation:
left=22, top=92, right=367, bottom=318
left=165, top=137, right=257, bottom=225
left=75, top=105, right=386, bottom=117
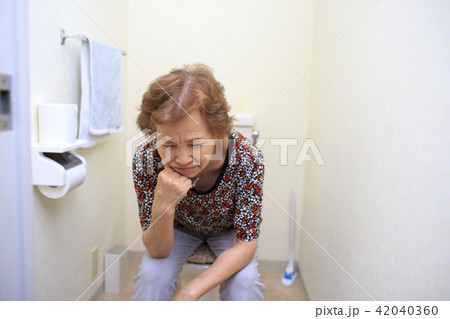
left=38, top=162, right=87, bottom=199
left=38, top=103, right=78, bottom=145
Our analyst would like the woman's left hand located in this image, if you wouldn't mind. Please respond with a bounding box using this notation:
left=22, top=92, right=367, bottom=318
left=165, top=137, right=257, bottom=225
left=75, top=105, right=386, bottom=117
left=172, top=286, right=199, bottom=301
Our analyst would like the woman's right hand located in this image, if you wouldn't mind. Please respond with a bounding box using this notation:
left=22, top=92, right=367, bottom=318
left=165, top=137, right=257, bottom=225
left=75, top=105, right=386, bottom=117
left=153, top=166, right=192, bottom=211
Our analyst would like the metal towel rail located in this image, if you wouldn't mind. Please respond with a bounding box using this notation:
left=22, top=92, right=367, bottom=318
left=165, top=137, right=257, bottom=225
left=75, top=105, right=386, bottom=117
left=59, top=29, right=126, bottom=56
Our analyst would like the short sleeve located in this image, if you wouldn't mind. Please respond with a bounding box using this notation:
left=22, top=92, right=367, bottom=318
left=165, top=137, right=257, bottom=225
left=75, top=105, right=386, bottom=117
left=133, top=145, right=158, bottom=231
left=234, top=154, right=264, bottom=241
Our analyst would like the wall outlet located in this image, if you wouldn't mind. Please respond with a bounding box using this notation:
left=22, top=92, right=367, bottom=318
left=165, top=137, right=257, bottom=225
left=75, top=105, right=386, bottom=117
left=91, top=246, right=99, bottom=279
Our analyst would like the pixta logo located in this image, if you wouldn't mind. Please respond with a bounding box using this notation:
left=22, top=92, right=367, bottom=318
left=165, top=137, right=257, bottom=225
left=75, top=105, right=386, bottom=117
left=127, top=130, right=325, bottom=169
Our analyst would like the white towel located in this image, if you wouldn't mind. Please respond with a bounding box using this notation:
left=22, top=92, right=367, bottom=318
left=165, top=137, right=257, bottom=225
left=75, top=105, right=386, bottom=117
left=79, top=37, right=123, bottom=147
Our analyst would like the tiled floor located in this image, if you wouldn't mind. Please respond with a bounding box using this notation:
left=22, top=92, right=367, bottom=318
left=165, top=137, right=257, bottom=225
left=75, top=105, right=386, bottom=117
left=96, top=258, right=308, bottom=301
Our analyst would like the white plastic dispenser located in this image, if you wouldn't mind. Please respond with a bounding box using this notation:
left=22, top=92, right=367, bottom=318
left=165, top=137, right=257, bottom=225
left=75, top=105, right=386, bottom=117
left=32, top=138, right=87, bottom=199
left=33, top=103, right=87, bottom=199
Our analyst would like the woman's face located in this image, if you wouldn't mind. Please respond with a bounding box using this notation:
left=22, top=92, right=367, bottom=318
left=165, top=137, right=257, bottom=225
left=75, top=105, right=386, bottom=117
left=155, top=111, right=224, bottom=179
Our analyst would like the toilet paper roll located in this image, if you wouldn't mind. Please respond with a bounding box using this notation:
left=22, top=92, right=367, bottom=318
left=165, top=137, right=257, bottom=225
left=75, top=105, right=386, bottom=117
left=38, top=103, right=78, bottom=145
left=38, top=162, right=87, bottom=199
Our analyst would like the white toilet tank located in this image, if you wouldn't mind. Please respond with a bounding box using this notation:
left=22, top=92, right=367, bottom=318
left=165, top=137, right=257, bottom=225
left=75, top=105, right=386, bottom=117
left=230, top=112, right=254, bottom=140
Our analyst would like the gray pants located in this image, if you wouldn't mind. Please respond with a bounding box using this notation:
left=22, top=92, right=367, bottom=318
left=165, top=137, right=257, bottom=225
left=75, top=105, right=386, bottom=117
left=132, top=228, right=265, bottom=301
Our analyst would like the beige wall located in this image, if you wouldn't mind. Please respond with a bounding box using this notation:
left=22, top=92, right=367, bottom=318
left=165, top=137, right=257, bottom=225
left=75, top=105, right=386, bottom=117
left=300, top=0, right=450, bottom=300
left=29, top=0, right=128, bottom=300
left=125, top=0, right=315, bottom=261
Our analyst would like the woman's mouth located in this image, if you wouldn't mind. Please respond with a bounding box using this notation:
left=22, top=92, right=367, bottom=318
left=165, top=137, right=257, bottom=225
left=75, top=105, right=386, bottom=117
left=175, top=167, right=195, bottom=174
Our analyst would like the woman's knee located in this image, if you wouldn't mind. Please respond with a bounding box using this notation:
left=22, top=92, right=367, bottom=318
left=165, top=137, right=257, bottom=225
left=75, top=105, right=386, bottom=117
left=220, top=260, right=265, bottom=300
left=227, top=265, right=259, bottom=289
left=137, top=254, right=180, bottom=288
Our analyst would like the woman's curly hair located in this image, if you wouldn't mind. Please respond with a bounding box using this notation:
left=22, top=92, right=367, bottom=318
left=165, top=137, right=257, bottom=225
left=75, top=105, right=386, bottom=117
left=137, top=64, right=233, bottom=138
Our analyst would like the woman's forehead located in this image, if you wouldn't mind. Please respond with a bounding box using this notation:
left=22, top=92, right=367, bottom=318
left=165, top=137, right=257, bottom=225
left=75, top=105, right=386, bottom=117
left=155, top=128, right=210, bottom=143
left=155, top=113, right=214, bottom=142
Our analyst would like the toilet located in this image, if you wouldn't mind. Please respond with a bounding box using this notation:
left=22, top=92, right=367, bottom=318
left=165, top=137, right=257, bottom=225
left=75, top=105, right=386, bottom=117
left=229, top=112, right=255, bottom=139
left=177, top=112, right=255, bottom=301
left=178, top=243, right=220, bottom=301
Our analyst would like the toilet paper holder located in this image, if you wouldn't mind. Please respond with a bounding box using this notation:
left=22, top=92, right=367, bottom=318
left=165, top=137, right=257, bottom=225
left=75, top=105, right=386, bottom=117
left=32, top=140, right=87, bottom=198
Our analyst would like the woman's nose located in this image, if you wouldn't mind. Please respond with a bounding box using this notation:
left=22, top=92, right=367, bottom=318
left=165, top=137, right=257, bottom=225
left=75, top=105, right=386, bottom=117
left=174, top=147, right=192, bottom=166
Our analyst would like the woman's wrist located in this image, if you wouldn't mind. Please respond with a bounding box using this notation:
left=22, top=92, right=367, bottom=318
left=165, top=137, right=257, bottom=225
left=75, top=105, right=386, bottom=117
left=152, top=198, right=176, bottom=216
left=176, top=280, right=202, bottom=301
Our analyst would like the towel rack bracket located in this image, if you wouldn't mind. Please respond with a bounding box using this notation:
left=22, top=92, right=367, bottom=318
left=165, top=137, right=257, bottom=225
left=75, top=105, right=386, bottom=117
left=60, top=29, right=67, bottom=45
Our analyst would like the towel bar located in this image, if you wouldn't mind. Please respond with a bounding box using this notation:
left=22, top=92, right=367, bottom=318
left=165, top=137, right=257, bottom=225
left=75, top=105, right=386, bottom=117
left=60, top=29, right=126, bottom=56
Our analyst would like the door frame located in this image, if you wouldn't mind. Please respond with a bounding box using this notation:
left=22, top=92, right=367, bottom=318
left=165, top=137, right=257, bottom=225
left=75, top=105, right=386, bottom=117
left=0, top=0, right=35, bottom=300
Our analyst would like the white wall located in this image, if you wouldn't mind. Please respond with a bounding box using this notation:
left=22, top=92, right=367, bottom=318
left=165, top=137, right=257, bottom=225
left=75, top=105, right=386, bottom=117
left=300, top=0, right=450, bottom=300
left=28, top=0, right=128, bottom=300
left=125, top=0, right=315, bottom=262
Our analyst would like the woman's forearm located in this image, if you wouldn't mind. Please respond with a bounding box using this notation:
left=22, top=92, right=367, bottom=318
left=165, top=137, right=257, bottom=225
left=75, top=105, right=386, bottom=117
left=142, top=203, right=176, bottom=258
left=142, top=166, right=193, bottom=258
left=174, top=237, right=258, bottom=300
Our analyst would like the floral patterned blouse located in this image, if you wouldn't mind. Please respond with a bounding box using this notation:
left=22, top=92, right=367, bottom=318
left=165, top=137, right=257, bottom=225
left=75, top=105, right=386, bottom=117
left=133, top=129, right=264, bottom=241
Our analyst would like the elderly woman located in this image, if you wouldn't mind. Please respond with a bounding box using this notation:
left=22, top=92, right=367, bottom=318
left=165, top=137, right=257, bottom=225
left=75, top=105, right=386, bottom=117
left=131, top=64, right=265, bottom=301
